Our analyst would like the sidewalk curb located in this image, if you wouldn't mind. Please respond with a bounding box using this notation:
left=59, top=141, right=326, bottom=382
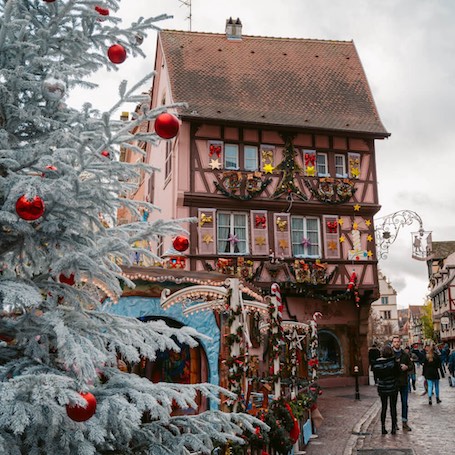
left=343, top=398, right=381, bottom=455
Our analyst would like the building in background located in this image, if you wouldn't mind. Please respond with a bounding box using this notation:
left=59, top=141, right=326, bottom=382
left=427, top=241, right=455, bottom=349
left=369, top=271, right=399, bottom=345
left=408, top=305, right=424, bottom=347
left=397, top=308, right=410, bottom=346
left=118, top=19, right=390, bottom=387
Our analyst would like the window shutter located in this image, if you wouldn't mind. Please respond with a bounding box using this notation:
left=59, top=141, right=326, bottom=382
left=250, top=210, right=269, bottom=255
left=260, top=145, right=275, bottom=171
left=323, top=215, right=340, bottom=258
left=198, top=209, right=217, bottom=255
left=273, top=213, right=292, bottom=257
left=348, top=153, right=361, bottom=179
left=303, top=150, right=316, bottom=176
left=208, top=141, right=223, bottom=166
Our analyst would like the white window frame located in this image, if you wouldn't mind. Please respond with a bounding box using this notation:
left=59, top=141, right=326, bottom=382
left=291, top=216, right=321, bottom=258
left=381, top=296, right=389, bottom=305
left=217, top=212, right=249, bottom=255
left=316, top=153, right=329, bottom=177
left=224, top=144, right=239, bottom=170
left=244, top=145, right=258, bottom=171
left=335, top=154, right=347, bottom=178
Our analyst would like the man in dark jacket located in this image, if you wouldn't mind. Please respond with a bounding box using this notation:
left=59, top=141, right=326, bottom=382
left=368, top=343, right=381, bottom=384
left=392, top=336, right=412, bottom=431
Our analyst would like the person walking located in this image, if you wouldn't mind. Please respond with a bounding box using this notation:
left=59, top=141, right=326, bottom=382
left=392, top=335, right=412, bottom=431
left=404, top=346, right=417, bottom=392
left=422, top=343, right=445, bottom=404
left=368, top=342, right=381, bottom=384
left=448, top=348, right=455, bottom=386
left=372, top=345, right=400, bottom=435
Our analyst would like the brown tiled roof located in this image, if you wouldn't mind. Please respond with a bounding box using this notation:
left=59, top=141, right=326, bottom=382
left=430, top=241, right=455, bottom=260
left=159, top=30, right=389, bottom=137
left=408, top=305, right=424, bottom=316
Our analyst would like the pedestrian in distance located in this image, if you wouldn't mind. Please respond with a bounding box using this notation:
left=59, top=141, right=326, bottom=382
left=422, top=343, right=445, bottom=404
left=372, top=345, right=400, bottom=435
left=368, top=342, right=381, bottom=384
left=404, top=346, right=417, bottom=392
left=391, top=335, right=412, bottom=431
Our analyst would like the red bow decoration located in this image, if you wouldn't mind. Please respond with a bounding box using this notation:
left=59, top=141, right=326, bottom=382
left=326, top=220, right=338, bottom=233
left=305, top=153, right=315, bottom=166
left=209, top=144, right=222, bottom=158
left=255, top=215, right=266, bottom=228
left=308, top=358, right=319, bottom=367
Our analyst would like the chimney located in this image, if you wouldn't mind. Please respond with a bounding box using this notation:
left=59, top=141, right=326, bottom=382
left=225, top=17, right=242, bottom=40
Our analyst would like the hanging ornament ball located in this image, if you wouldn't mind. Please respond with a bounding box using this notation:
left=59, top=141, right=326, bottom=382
left=66, top=392, right=97, bottom=422
left=42, top=76, right=66, bottom=101
left=173, top=235, right=189, bottom=252
left=135, top=33, right=144, bottom=45
left=95, top=6, right=109, bottom=16
left=43, top=0, right=56, bottom=3
left=101, top=150, right=110, bottom=158
left=15, top=195, right=45, bottom=221
left=154, top=113, right=180, bottom=139
left=107, top=44, right=127, bottom=64
left=59, top=273, right=75, bottom=286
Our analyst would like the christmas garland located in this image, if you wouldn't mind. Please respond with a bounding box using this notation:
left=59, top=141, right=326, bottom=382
left=214, top=177, right=272, bottom=201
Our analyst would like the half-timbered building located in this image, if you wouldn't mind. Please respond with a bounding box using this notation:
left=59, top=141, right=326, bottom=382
left=118, top=19, right=390, bottom=387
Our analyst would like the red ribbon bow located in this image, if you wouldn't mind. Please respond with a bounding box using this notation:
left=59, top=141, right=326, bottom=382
left=255, top=215, right=266, bottom=228
left=209, top=144, right=222, bottom=158
left=305, top=153, right=315, bottom=166
left=326, top=221, right=338, bottom=233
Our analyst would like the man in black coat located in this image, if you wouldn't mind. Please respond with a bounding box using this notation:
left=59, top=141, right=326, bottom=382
left=368, top=343, right=381, bottom=384
left=392, top=336, right=412, bottom=431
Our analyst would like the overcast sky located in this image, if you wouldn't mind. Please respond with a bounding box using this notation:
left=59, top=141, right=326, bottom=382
left=70, top=0, right=455, bottom=308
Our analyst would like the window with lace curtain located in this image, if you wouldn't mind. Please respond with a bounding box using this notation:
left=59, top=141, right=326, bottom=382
left=291, top=216, right=320, bottom=258
left=217, top=212, right=248, bottom=254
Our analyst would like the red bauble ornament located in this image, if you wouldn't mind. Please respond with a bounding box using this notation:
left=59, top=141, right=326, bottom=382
left=59, top=273, right=75, bottom=286
left=66, top=392, right=97, bottom=422
left=173, top=235, right=189, bottom=252
left=101, top=150, right=110, bottom=158
left=154, top=113, right=180, bottom=139
left=107, top=44, right=127, bottom=64
left=15, top=195, right=45, bottom=221
left=95, top=6, right=109, bottom=16
left=43, top=0, right=56, bottom=3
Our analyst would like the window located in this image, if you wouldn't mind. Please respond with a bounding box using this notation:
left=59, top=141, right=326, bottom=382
left=291, top=216, right=320, bottom=257
left=381, top=297, right=389, bottom=305
left=217, top=212, right=248, bottom=254
left=156, top=235, right=164, bottom=257
left=335, top=154, right=347, bottom=177
left=317, top=330, right=342, bottom=373
left=244, top=145, right=258, bottom=171
left=224, top=144, right=239, bottom=170
left=316, top=153, right=328, bottom=176
left=381, top=310, right=392, bottom=320
left=165, top=141, right=172, bottom=182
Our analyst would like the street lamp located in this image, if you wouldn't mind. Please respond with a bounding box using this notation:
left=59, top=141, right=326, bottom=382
left=374, top=210, right=432, bottom=260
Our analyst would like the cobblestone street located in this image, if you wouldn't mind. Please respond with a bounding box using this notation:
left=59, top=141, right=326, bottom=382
left=304, top=366, right=455, bottom=455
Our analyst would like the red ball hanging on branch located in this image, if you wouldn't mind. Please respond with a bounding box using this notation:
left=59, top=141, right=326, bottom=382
left=66, top=392, right=97, bottom=422
left=95, top=6, right=109, bottom=16
left=15, top=195, right=45, bottom=221
left=154, top=113, right=180, bottom=139
left=173, top=235, right=189, bottom=252
left=43, top=0, right=56, bottom=3
left=59, top=273, right=75, bottom=286
left=101, top=150, right=110, bottom=158
left=107, top=44, right=127, bottom=64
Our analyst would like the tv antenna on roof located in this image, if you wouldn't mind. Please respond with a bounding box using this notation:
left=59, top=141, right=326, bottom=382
left=178, top=0, right=192, bottom=31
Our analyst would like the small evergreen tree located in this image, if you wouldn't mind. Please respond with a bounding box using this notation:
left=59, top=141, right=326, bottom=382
left=0, top=2, right=261, bottom=454
left=421, top=300, right=435, bottom=342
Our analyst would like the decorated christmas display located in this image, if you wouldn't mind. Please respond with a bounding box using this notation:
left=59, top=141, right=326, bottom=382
left=0, top=2, right=263, bottom=454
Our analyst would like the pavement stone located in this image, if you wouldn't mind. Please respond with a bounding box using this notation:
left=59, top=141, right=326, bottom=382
left=303, top=365, right=455, bottom=455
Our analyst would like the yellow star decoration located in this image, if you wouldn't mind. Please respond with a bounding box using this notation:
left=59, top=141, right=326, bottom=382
left=279, top=239, right=289, bottom=250
left=305, top=166, right=316, bottom=176
left=339, top=235, right=346, bottom=243
left=350, top=167, right=360, bottom=178
left=263, top=163, right=275, bottom=174
left=202, top=234, right=213, bottom=245
left=352, top=222, right=359, bottom=230
left=338, top=218, right=344, bottom=226
left=365, top=219, right=372, bottom=227
left=367, top=234, right=373, bottom=242
left=367, top=250, right=373, bottom=257
left=353, top=204, right=361, bottom=211
left=255, top=236, right=266, bottom=246
left=328, top=240, right=338, bottom=251
left=209, top=159, right=221, bottom=170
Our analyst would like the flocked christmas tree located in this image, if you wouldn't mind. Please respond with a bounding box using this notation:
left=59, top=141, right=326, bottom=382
left=0, top=1, right=262, bottom=454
